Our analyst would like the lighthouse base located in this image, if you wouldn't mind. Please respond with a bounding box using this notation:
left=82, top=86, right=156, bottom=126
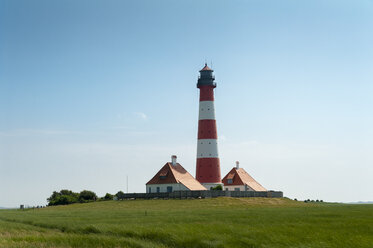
left=202, top=182, right=224, bottom=190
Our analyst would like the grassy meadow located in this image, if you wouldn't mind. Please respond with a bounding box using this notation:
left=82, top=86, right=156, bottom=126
left=0, top=197, right=372, bottom=248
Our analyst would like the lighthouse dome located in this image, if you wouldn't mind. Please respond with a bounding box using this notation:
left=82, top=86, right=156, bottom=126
left=199, top=63, right=213, bottom=72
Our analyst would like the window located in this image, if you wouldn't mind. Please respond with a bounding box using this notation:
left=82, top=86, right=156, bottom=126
left=149, top=187, right=151, bottom=193
left=159, top=171, right=167, bottom=180
left=156, top=187, right=160, bottom=193
left=167, top=186, right=173, bottom=192
left=234, top=188, right=240, bottom=191
left=227, top=179, right=233, bottom=184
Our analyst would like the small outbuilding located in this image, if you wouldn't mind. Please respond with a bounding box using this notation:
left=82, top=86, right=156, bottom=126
left=222, top=161, right=267, bottom=192
left=146, top=155, right=207, bottom=193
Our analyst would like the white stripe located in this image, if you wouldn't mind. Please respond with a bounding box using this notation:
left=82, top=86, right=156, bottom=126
left=197, top=139, right=219, bottom=158
left=198, top=101, right=215, bottom=120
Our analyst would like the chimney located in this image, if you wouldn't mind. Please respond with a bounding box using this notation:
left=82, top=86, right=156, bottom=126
left=171, top=155, right=177, bottom=166
left=236, top=161, right=239, bottom=169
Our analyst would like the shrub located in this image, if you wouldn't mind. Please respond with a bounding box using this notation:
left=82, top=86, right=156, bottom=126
left=47, top=190, right=79, bottom=206
left=116, top=191, right=126, bottom=200
left=47, top=189, right=97, bottom=206
left=104, top=193, right=113, bottom=200
left=211, top=185, right=223, bottom=191
left=79, top=190, right=97, bottom=202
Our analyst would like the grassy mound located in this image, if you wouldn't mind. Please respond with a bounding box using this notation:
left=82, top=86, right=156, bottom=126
left=0, top=197, right=372, bottom=248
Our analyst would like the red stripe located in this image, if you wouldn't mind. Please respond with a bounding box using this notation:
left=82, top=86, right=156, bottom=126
left=196, top=158, right=221, bottom=183
left=199, top=86, right=214, bottom=101
left=198, top=120, right=217, bottom=139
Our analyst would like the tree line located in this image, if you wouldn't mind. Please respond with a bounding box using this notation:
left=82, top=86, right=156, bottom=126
left=47, top=189, right=127, bottom=206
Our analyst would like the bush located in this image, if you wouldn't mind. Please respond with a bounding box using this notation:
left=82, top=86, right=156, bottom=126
left=211, top=185, right=223, bottom=191
left=55, top=195, right=79, bottom=205
left=47, top=190, right=79, bottom=206
left=47, top=189, right=98, bottom=206
left=115, top=191, right=125, bottom=200
left=104, top=193, right=113, bottom=200
left=79, top=190, right=97, bottom=202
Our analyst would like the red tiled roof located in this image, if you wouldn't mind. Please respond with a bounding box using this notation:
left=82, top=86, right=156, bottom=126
left=200, top=63, right=212, bottom=71
left=226, top=173, right=235, bottom=180
left=146, top=162, right=207, bottom=191
left=159, top=171, right=168, bottom=177
left=147, top=164, right=177, bottom=184
left=222, top=167, right=267, bottom=191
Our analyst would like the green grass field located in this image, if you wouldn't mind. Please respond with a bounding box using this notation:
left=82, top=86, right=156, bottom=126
left=0, top=197, right=372, bottom=248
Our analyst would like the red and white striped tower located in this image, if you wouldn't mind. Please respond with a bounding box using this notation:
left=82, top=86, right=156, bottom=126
left=195, top=64, right=222, bottom=189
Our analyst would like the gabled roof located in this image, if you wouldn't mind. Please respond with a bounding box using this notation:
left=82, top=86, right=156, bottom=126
left=146, top=163, right=207, bottom=191
left=222, top=167, right=267, bottom=191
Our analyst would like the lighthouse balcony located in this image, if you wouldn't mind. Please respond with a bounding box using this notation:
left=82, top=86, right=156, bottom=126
left=197, top=82, right=217, bottom=88
left=198, top=75, right=215, bottom=80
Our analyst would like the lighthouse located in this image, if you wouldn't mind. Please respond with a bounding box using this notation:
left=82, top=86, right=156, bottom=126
left=195, top=64, right=222, bottom=189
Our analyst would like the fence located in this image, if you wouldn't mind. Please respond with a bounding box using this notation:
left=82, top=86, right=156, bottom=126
left=118, top=190, right=283, bottom=200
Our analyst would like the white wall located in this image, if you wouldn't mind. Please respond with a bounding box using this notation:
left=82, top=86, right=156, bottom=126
left=198, top=101, right=216, bottom=120
left=224, top=185, right=253, bottom=191
left=146, top=183, right=188, bottom=193
left=197, top=139, right=219, bottom=158
left=203, top=182, right=223, bottom=190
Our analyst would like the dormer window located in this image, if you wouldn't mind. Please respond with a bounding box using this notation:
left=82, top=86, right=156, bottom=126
left=159, top=171, right=168, bottom=180
left=227, top=174, right=234, bottom=184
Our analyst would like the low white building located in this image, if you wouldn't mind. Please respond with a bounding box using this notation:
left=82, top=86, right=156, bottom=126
left=222, top=162, right=267, bottom=192
left=146, top=155, right=207, bottom=193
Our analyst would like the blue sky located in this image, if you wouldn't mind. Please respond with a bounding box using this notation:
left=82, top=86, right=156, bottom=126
left=1, top=0, right=372, bottom=207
